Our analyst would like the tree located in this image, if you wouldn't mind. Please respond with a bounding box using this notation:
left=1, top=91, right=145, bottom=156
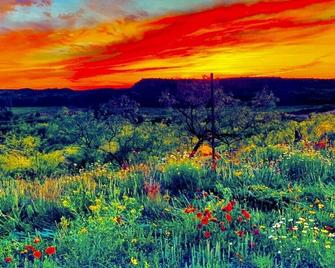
left=161, top=76, right=281, bottom=158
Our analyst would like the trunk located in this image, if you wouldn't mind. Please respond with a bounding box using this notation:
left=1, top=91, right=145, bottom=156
left=189, top=139, right=204, bottom=158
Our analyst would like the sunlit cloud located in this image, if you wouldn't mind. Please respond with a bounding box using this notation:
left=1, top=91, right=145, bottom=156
left=0, top=0, right=334, bottom=89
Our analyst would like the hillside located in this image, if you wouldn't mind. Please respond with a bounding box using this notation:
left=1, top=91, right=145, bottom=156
left=1, top=78, right=335, bottom=107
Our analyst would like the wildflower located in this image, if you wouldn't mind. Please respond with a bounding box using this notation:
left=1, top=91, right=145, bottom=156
left=290, top=226, right=298, bottom=231
left=241, top=209, right=251, bottom=220
left=273, top=223, right=281, bottom=229
left=4, top=257, right=12, bottom=263
left=201, top=217, right=209, bottom=225
left=33, top=250, right=42, bottom=259
left=144, top=181, right=160, bottom=200
left=45, top=246, right=56, bottom=256
left=25, top=245, right=36, bottom=252
left=325, top=245, right=331, bottom=249
left=325, top=226, right=334, bottom=232
left=318, top=203, right=325, bottom=209
left=296, top=248, right=301, bottom=251
left=79, top=227, right=88, bottom=234
left=252, top=229, right=260, bottom=236
left=222, top=202, right=234, bottom=212
left=234, top=170, right=243, bottom=177
left=197, top=223, right=203, bottom=229
left=220, top=223, right=226, bottom=231
left=130, top=257, right=139, bottom=266
left=112, top=216, right=123, bottom=224
left=225, top=213, right=232, bottom=223
left=34, top=237, right=41, bottom=244
left=184, top=205, right=196, bottom=214
left=131, top=239, right=137, bottom=244
left=204, top=231, right=211, bottom=239
left=204, top=209, right=212, bottom=218
left=196, top=212, right=203, bottom=219
left=236, top=230, right=245, bottom=237
left=238, top=216, right=243, bottom=223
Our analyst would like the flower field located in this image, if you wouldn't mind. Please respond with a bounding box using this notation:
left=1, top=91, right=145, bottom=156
left=1, top=109, right=335, bottom=268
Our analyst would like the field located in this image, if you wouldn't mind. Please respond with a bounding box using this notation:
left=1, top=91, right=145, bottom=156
left=1, top=102, right=335, bottom=268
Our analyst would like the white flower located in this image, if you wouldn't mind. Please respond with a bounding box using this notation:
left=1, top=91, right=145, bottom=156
left=296, top=248, right=301, bottom=251
left=277, top=251, right=281, bottom=254
left=273, top=223, right=281, bottom=228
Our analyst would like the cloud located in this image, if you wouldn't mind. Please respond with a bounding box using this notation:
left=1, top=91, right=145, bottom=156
left=0, top=0, right=335, bottom=89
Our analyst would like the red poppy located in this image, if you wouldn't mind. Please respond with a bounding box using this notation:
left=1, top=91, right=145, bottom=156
left=25, top=245, right=36, bottom=252
left=45, top=246, right=56, bottom=256
left=184, top=205, right=196, bottom=214
left=204, top=231, right=211, bottom=239
left=196, top=212, right=203, bottom=219
left=236, top=230, right=245, bottom=237
left=222, top=202, right=234, bottom=212
left=201, top=216, right=209, bottom=225
left=34, top=237, right=41, bottom=244
left=225, top=213, right=232, bottom=223
left=238, top=216, right=243, bottom=223
left=241, top=209, right=251, bottom=220
left=33, top=250, right=42, bottom=259
left=220, top=222, right=226, bottom=231
left=204, top=209, right=212, bottom=218
left=4, top=257, right=12, bottom=263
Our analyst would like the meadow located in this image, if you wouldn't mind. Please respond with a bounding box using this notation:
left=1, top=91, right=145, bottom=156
left=1, top=98, right=335, bottom=268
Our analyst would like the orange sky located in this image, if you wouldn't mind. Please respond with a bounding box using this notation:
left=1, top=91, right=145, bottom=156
left=0, top=0, right=334, bottom=89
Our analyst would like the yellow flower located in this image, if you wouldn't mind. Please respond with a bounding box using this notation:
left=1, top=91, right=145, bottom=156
left=62, top=199, right=71, bottom=208
left=79, top=227, right=88, bottom=234
left=318, top=204, right=325, bottom=209
left=234, top=170, right=243, bottom=177
left=131, top=239, right=137, bottom=244
left=325, top=245, right=331, bottom=249
left=60, top=216, right=70, bottom=229
left=321, top=229, right=329, bottom=234
left=89, top=204, right=101, bottom=213
left=330, top=213, right=335, bottom=219
left=112, top=216, right=123, bottom=224
left=309, top=211, right=316, bottom=215
left=130, top=257, right=139, bottom=266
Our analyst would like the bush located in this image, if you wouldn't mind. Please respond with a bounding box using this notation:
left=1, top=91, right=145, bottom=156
left=160, top=161, right=202, bottom=195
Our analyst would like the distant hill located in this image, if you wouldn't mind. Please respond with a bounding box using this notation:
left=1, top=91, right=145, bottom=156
left=1, top=77, right=335, bottom=107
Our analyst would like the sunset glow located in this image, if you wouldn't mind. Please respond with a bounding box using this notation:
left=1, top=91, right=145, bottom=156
left=0, top=0, right=335, bottom=89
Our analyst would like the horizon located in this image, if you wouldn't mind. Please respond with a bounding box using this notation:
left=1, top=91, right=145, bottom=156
left=0, top=0, right=335, bottom=89
left=1, top=76, right=335, bottom=91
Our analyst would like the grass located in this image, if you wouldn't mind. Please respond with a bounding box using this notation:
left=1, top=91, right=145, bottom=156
left=0, top=110, right=335, bottom=267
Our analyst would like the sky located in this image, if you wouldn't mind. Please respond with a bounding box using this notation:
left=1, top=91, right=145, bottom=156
left=0, top=0, right=334, bottom=89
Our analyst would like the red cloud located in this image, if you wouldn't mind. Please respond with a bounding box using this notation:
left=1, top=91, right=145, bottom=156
left=63, top=0, right=335, bottom=81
